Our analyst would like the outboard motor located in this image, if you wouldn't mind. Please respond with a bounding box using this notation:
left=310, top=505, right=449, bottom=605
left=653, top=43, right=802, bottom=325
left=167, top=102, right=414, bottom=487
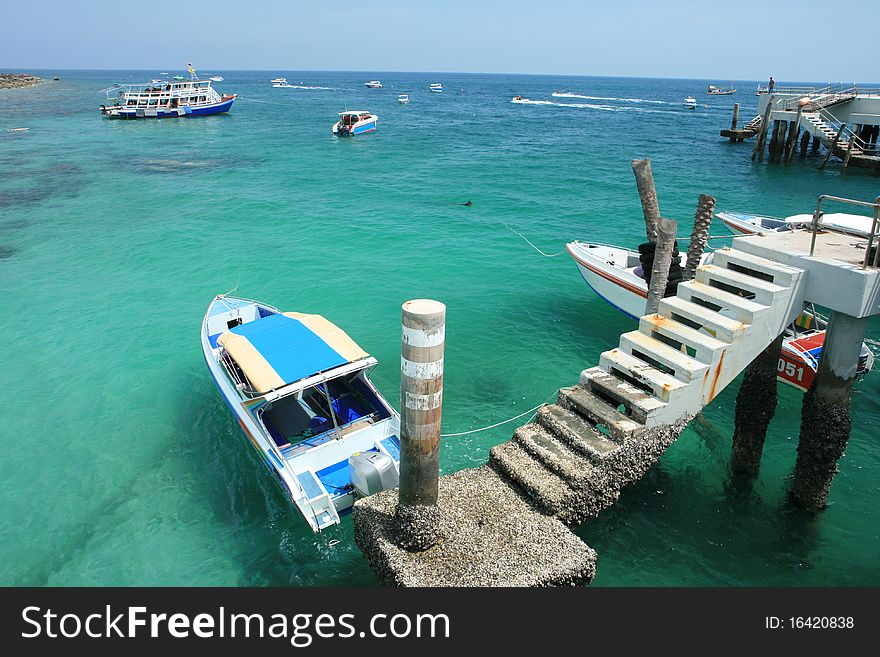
left=348, top=452, right=398, bottom=497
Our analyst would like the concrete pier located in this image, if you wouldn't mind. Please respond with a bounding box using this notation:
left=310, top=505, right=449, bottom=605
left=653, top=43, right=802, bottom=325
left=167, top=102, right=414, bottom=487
left=791, top=311, right=869, bottom=510
left=730, top=334, right=783, bottom=477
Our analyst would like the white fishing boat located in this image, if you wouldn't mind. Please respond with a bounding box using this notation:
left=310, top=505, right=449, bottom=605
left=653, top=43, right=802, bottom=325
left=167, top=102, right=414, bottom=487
left=270, top=77, right=287, bottom=84
left=365, top=80, right=383, bottom=88
left=209, top=75, right=224, bottom=82
left=683, top=96, right=698, bottom=109
left=332, top=110, right=378, bottom=136
left=398, top=94, right=410, bottom=104
left=565, top=241, right=873, bottom=391
left=201, top=295, right=402, bottom=531
left=429, top=83, right=443, bottom=93
left=707, top=84, right=736, bottom=95
left=717, top=210, right=875, bottom=238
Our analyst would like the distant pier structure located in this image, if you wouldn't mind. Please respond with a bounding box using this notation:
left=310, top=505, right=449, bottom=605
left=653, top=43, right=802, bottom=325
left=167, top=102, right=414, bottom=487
left=721, top=84, right=880, bottom=171
left=354, top=164, right=880, bottom=586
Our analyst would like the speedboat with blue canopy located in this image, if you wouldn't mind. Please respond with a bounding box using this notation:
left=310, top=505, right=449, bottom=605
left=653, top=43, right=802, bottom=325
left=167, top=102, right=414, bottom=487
left=202, top=295, right=401, bottom=532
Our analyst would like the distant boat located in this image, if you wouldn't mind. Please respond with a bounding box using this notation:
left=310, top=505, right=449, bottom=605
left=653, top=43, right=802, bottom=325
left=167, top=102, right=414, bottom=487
left=365, top=80, right=383, bottom=88
left=270, top=77, right=287, bottom=84
left=683, top=96, right=698, bottom=109
left=209, top=76, right=224, bottom=82
left=332, top=110, right=378, bottom=136
left=707, top=84, right=736, bottom=95
left=511, top=95, right=528, bottom=103
left=173, top=75, right=185, bottom=80
left=429, top=83, right=443, bottom=93
left=160, top=72, right=169, bottom=75
left=8, top=127, right=30, bottom=132
left=398, top=94, right=410, bottom=104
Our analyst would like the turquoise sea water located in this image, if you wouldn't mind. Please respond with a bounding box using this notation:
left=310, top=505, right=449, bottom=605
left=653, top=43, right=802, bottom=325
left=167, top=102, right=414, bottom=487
left=1, top=71, right=878, bottom=586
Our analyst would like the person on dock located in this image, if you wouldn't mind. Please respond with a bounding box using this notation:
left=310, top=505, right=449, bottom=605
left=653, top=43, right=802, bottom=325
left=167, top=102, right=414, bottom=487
left=768, top=76, right=775, bottom=93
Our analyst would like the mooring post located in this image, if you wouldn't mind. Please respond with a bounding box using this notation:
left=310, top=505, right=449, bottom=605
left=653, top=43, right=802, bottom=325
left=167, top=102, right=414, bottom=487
left=730, top=334, right=784, bottom=477
left=843, top=133, right=856, bottom=169
left=785, top=106, right=803, bottom=163
left=819, top=123, right=846, bottom=170
left=799, top=130, right=810, bottom=158
left=645, top=217, right=677, bottom=315
left=631, top=159, right=661, bottom=243
left=394, top=299, right=446, bottom=550
left=729, top=103, right=740, bottom=142
left=791, top=311, right=868, bottom=511
left=683, top=194, right=715, bottom=281
left=752, top=95, right=774, bottom=161
left=811, top=135, right=821, bottom=153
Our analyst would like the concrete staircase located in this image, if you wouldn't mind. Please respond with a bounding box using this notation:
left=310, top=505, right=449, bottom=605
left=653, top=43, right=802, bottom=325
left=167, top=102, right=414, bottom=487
left=489, top=247, right=806, bottom=523
left=801, top=112, right=864, bottom=158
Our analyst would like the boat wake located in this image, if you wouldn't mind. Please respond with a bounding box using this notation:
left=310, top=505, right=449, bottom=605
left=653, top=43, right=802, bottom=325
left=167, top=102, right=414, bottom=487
left=513, top=98, right=617, bottom=111
left=552, top=92, right=668, bottom=104
left=274, top=84, right=334, bottom=90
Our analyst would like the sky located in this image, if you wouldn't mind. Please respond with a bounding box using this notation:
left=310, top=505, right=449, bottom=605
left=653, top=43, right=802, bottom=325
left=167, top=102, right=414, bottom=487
left=1, top=0, right=878, bottom=82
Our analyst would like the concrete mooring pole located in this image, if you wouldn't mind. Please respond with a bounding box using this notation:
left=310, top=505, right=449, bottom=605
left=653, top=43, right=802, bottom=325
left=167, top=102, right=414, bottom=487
left=791, top=311, right=868, bottom=511
left=645, top=217, right=678, bottom=315
left=730, top=334, right=784, bottom=477
left=683, top=194, right=716, bottom=281
left=394, top=299, right=446, bottom=550
left=631, top=159, right=661, bottom=243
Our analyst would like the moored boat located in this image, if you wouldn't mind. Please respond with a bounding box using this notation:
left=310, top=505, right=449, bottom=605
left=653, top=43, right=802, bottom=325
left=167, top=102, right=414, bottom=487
left=429, top=83, right=443, bottom=93
left=201, top=295, right=402, bottom=531
left=365, top=80, right=383, bottom=88
left=716, top=210, right=875, bottom=238
left=565, top=241, right=874, bottom=391
left=398, top=93, right=410, bottom=104
left=707, top=84, right=736, bottom=95
left=332, top=110, right=378, bottom=136
left=99, top=74, right=236, bottom=119
left=209, top=75, right=224, bottom=82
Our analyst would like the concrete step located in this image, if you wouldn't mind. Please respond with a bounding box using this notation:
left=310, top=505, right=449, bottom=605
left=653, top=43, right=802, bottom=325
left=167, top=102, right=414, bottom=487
left=619, top=331, right=710, bottom=383
left=558, top=385, right=645, bottom=442
left=598, top=349, right=688, bottom=403
left=710, top=247, right=804, bottom=288
left=489, top=440, right=575, bottom=516
left=658, top=296, right=748, bottom=343
left=676, top=280, right=766, bottom=324
left=578, top=366, right=666, bottom=423
left=639, top=314, right=730, bottom=365
left=695, top=264, right=787, bottom=305
left=535, top=404, right=622, bottom=463
left=513, top=423, right=599, bottom=485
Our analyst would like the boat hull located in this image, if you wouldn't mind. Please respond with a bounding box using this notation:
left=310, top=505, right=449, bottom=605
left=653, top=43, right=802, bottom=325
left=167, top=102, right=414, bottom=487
left=102, top=97, right=235, bottom=119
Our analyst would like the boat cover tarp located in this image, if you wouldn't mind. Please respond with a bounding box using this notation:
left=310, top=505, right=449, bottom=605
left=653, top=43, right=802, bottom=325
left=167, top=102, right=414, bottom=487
left=785, top=213, right=874, bottom=238
left=218, top=312, right=368, bottom=393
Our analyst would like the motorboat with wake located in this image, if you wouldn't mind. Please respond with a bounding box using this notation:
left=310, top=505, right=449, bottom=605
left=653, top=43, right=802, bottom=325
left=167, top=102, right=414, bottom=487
left=565, top=241, right=874, bottom=391
left=271, top=77, right=287, bottom=84
left=332, top=110, right=378, bottom=136
left=201, top=295, right=402, bottom=531
left=683, top=96, right=698, bottom=109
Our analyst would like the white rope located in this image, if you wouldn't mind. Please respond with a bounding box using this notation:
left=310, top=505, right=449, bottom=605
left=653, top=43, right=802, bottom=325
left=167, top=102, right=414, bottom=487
left=440, top=402, right=548, bottom=437
left=504, top=224, right=567, bottom=257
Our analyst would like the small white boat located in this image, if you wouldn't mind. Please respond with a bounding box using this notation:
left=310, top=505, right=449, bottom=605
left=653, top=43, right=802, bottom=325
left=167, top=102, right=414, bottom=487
left=270, top=77, right=287, bottom=84
left=683, top=96, right=698, bottom=109
left=150, top=79, right=165, bottom=85
left=565, top=241, right=873, bottom=391
left=202, top=295, right=402, bottom=531
left=716, top=210, right=875, bottom=238
left=398, top=94, right=409, bottom=104
left=332, top=110, right=378, bottom=136
left=511, top=95, right=529, bottom=103
left=7, top=127, right=30, bottom=132
left=365, top=80, right=383, bottom=88
left=429, top=83, right=443, bottom=93
left=209, top=76, right=224, bottom=82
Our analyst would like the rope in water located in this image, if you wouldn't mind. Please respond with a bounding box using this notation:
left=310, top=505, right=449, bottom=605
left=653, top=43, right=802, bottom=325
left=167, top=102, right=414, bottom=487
left=440, top=402, right=548, bottom=437
left=504, top=224, right=567, bottom=257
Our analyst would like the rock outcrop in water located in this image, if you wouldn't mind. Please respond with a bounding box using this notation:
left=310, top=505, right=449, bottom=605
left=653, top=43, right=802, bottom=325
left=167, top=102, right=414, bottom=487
left=0, top=74, right=44, bottom=89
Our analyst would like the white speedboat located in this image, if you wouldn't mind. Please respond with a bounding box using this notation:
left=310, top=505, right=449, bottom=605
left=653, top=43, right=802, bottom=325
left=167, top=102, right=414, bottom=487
left=717, top=210, right=875, bottom=238
left=202, top=295, right=402, bottom=531
left=398, top=94, right=410, bottom=104
left=683, top=96, right=698, bottom=109
left=332, top=110, right=378, bottom=136
left=365, top=80, right=383, bottom=88
left=271, top=77, right=287, bottom=84
left=565, top=241, right=873, bottom=391
left=209, top=75, right=224, bottom=82
left=430, top=83, right=443, bottom=93
left=511, top=95, right=528, bottom=103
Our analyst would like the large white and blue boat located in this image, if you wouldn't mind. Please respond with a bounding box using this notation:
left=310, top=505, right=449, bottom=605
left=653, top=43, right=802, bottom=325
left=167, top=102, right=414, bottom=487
left=100, top=74, right=236, bottom=119
left=331, top=110, right=378, bottom=136
left=201, top=295, right=402, bottom=532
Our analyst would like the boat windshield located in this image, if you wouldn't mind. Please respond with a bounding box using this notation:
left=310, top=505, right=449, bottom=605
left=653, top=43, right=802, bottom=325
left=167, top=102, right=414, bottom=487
left=259, top=373, right=390, bottom=450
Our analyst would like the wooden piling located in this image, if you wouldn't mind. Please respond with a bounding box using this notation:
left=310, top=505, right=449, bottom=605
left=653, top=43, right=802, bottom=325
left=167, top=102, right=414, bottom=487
left=799, top=130, right=810, bottom=158
left=729, top=103, right=740, bottom=142
left=645, top=217, right=677, bottom=315
left=730, top=335, right=783, bottom=477
left=631, top=159, right=661, bottom=243
left=683, top=195, right=715, bottom=281
left=769, top=120, right=786, bottom=163
left=394, top=298, right=446, bottom=550
left=811, top=136, right=821, bottom=153
left=819, top=123, right=846, bottom=170
left=752, top=96, right=774, bottom=161
left=792, top=311, right=868, bottom=511
left=843, top=133, right=856, bottom=169
left=784, top=106, right=803, bottom=163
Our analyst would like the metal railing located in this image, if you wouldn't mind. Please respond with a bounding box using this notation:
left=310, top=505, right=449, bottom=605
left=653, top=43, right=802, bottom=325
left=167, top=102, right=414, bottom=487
left=808, top=106, right=874, bottom=153
left=808, top=195, right=880, bottom=269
